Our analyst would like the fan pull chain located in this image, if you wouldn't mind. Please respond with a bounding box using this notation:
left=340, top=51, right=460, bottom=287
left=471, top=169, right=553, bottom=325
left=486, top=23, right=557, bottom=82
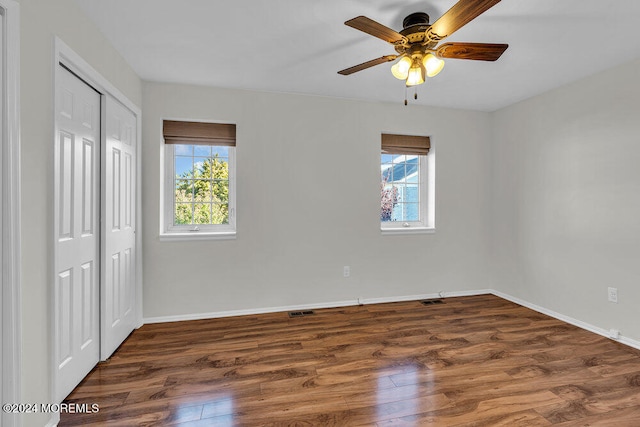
left=404, top=86, right=408, bottom=106
left=414, top=87, right=418, bottom=100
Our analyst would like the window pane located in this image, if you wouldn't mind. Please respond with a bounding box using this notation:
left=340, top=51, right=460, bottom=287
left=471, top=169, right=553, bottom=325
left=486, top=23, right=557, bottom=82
left=404, top=203, right=420, bottom=221
left=211, top=146, right=229, bottom=159
left=175, top=144, right=193, bottom=156
left=212, top=203, right=229, bottom=224
left=193, top=179, right=211, bottom=202
left=211, top=181, right=229, bottom=203
left=405, top=163, right=419, bottom=182
left=193, top=203, right=211, bottom=224
left=209, top=158, right=229, bottom=180
left=194, top=145, right=211, bottom=157
left=381, top=182, right=397, bottom=222
left=395, top=164, right=406, bottom=183
left=381, top=166, right=392, bottom=182
left=175, top=180, right=193, bottom=202
left=175, top=203, right=193, bottom=225
left=394, top=184, right=406, bottom=203
left=381, top=154, right=394, bottom=163
left=404, top=184, right=419, bottom=203
left=175, top=156, right=193, bottom=177
left=194, top=156, right=211, bottom=166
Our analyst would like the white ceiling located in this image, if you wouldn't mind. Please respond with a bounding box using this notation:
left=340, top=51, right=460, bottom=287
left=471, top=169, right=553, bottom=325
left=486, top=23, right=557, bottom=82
left=74, top=0, right=640, bottom=111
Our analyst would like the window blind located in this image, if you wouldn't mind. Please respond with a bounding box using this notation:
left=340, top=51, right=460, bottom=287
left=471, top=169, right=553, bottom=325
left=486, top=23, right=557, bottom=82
left=381, top=133, right=430, bottom=155
left=163, top=120, right=236, bottom=146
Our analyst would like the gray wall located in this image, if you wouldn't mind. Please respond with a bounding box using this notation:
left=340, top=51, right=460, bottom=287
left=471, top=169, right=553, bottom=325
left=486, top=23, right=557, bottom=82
left=142, top=82, right=494, bottom=319
left=491, top=58, right=640, bottom=342
left=19, top=1, right=141, bottom=425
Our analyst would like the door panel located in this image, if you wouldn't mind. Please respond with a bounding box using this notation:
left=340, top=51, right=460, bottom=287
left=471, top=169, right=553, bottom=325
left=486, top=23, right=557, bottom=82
left=54, top=66, right=100, bottom=402
left=101, top=95, right=137, bottom=360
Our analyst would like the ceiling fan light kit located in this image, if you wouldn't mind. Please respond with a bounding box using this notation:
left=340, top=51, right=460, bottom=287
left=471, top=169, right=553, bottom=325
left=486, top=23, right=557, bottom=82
left=424, top=54, right=445, bottom=77
left=391, top=56, right=412, bottom=80
left=338, top=0, right=509, bottom=104
left=406, top=59, right=426, bottom=87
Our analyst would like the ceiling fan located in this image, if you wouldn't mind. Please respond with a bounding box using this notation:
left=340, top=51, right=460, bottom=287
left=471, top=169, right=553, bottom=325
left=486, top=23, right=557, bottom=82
left=338, top=0, right=508, bottom=99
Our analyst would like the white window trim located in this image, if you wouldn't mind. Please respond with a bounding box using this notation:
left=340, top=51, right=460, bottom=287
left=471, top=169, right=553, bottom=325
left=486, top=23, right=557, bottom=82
left=161, top=137, right=236, bottom=241
left=381, top=145, right=435, bottom=235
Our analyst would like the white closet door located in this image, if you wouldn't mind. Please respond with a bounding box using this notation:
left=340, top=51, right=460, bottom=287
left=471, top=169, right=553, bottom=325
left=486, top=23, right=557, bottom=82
left=54, top=66, right=101, bottom=401
left=101, top=95, right=137, bottom=360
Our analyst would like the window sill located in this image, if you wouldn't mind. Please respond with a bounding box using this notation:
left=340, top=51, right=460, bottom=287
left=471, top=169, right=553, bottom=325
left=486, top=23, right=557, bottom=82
left=159, top=231, right=236, bottom=242
left=381, top=227, right=435, bottom=236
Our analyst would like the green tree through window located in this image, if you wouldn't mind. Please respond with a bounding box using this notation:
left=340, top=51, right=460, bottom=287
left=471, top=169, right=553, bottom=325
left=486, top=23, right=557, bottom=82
left=175, top=153, right=229, bottom=225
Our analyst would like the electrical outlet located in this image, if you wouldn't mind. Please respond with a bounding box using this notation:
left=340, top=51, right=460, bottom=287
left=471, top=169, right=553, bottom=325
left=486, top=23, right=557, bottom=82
left=343, top=266, right=350, bottom=278
left=608, top=287, right=618, bottom=303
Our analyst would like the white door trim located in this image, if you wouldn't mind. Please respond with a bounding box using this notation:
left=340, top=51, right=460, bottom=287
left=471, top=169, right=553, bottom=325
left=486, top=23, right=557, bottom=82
left=52, top=37, right=143, bottom=408
left=1, top=1, right=21, bottom=427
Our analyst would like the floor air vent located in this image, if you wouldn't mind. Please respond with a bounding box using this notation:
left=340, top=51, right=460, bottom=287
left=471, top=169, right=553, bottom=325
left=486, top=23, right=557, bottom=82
left=420, top=299, right=444, bottom=306
left=288, top=310, right=315, bottom=318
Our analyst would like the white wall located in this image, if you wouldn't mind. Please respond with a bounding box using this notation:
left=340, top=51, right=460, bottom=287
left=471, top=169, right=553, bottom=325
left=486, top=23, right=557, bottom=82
left=491, top=58, right=640, bottom=342
left=142, top=82, right=493, bottom=319
left=19, top=1, right=141, bottom=425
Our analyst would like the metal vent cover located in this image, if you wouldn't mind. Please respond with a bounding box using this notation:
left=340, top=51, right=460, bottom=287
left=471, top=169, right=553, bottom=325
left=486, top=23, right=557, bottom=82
left=420, top=299, right=444, bottom=306
left=288, top=310, right=315, bottom=318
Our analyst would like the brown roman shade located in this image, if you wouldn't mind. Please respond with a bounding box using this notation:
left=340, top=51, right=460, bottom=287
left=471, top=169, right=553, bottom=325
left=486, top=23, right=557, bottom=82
left=163, top=120, right=236, bottom=146
left=381, top=133, right=430, bottom=155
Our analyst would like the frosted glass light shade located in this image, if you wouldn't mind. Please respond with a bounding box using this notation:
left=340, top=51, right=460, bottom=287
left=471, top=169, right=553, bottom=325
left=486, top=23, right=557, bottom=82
left=423, top=53, right=445, bottom=77
left=391, top=56, right=412, bottom=80
left=406, top=63, right=425, bottom=86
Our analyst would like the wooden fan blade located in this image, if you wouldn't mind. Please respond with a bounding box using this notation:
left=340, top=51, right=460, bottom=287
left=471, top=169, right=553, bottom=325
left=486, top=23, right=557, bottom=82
left=428, top=0, right=501, bottom=42
left=338, top=55, right=398, bottom=75
left=345, top=16, right=406, bottom=44
left=436, top=42, right=508, bottom=61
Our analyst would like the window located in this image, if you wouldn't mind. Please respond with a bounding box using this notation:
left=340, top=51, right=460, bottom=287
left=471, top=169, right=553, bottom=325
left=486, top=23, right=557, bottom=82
left=380, top=133, right=434, bottom=233
left=162, top=120, right=236, bottom=239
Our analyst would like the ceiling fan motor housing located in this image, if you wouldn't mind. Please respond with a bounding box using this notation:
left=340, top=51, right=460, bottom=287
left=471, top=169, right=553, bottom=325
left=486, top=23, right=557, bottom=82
left=402, top=12, right=429, bottom=29
left=398, top=12, right=437, bottom=50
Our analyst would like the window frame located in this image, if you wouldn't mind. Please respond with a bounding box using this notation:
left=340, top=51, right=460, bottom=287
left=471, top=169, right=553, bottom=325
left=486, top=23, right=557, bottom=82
left=380, top=145, right=435, bottom=235
left=161, top=140, right=236, bottom=241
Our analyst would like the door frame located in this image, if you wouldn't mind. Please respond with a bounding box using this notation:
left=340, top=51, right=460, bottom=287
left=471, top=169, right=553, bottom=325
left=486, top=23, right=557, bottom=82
left=52, top=38, right=143, bottom=408
left=1, top=1, right=20, bottom=427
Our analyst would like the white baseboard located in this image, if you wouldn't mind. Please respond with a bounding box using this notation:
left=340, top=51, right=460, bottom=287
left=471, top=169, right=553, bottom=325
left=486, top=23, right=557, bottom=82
left=492, top=290, right=640, bottom=351
left=144, top=289, right=495, bottom=324
left=361, top=292, right=439, bottom=305
left=143, top=288, right=640, bottom=352
left=361, top=289, right=492, bottom=305
left=143, top=298, right=359, bottom=324
left=442, top=289, right=493, bottom=298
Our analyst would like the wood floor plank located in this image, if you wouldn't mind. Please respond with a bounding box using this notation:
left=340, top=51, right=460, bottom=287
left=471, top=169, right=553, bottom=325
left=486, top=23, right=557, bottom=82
left=59, top=295, right=640, bottom=426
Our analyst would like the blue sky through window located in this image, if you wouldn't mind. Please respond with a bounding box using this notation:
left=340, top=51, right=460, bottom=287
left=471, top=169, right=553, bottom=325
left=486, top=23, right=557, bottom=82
left=175, top=145, right=229, bottom=177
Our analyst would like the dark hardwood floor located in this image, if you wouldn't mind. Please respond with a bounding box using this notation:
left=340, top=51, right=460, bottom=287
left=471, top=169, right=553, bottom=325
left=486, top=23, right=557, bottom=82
left=60, top=295, right=640, bottom=426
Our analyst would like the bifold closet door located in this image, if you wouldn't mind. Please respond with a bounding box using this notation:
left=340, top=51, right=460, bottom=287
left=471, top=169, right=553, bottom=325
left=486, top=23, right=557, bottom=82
left=101, top=95, right=137, bottom=360
left=54, top=66, right=101, bottom=401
